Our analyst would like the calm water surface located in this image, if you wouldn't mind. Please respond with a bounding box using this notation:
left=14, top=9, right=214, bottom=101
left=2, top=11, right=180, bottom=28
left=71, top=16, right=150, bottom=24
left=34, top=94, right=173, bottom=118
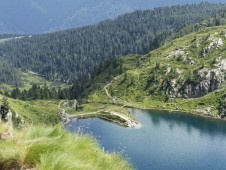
left=66, top=109, right=226, bottom=170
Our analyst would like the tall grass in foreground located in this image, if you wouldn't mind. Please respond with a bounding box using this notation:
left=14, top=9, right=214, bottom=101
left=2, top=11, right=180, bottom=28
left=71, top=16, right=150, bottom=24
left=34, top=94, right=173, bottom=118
left=0, top=123, right=132, bottom=170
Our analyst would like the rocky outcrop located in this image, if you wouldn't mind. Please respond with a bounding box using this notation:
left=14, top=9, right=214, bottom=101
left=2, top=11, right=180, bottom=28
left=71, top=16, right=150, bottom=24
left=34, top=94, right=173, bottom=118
left=167, top=49, right=187, bottom=58
left=220, top=59, right=226, bottom=71
left=163, top=79, right=182, bottom=98
left=164, top=68, right=224, bottom=98
left=201, top=36, right=223, bottom=57
left=196, top=107, right=212, bottom=116
left=183, top=68, right=224, bottom=98
left=5, top=110, right=13, bottom=125
left=144, top=30, right=226, bottom=100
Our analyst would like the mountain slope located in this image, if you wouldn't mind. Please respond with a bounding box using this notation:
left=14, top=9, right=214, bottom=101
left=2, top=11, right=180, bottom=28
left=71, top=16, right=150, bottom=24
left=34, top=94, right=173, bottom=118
left=88, top=26, right=226, bottom=118
left=0, top=3, right=226, bottom=89
left=0, top=0, right=225, bottom=34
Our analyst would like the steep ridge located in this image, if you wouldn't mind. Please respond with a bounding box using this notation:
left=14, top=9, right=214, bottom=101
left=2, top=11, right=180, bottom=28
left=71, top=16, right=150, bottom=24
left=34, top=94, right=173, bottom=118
left=88, top=26, right=226, bottom=119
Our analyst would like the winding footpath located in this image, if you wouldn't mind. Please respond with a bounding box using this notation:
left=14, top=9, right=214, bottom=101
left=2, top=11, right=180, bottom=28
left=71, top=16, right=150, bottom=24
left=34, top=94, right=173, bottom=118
left=102, top=75, right=139, bottom=127
left=59, top=75, right=138, bottom=127
left=103, top=75, right=122, bottom=101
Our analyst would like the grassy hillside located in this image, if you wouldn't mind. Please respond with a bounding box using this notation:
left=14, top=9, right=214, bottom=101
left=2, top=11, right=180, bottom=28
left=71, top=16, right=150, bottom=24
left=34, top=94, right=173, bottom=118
left=7, top=98, right=61, bottom=125
left=0, top=96, right=133, bottom=169
left=0, top=123, right=132, bottom=170
left=0, top=94, right=136, bottom=128
left=88, top=26, right=226, bottom=118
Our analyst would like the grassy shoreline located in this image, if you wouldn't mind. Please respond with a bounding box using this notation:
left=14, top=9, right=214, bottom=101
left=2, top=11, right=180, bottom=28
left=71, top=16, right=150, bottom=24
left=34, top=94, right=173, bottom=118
left=87, top=86, right=226, bottom=125
left=118, top=97, right=226, bottom=123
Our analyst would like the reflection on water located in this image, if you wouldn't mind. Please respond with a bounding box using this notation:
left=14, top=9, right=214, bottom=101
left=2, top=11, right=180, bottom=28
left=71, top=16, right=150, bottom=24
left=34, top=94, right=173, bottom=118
left=139, top=109, right=226, bottom=137
left=66, top=109, right=226, bottom=170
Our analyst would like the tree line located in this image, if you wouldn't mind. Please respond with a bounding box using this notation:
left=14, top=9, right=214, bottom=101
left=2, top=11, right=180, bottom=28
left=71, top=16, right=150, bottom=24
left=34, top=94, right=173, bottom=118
left=8, top=84, right=82, bottom=100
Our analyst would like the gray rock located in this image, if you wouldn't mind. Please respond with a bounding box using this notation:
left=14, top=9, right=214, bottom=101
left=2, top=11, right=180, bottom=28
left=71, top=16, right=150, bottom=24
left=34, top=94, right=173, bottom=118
left=164, top=68, right=224, bottom=98
left=201, top=37, right=223, bottom=57
left=196, top=107, right=212, bottom=116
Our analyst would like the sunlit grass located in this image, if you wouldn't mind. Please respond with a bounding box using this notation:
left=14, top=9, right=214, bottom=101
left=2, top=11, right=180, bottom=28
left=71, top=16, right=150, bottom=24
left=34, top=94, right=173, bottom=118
left=0, top=123, right=132, bottom=170
left=6, top=98, right=61, bottom=125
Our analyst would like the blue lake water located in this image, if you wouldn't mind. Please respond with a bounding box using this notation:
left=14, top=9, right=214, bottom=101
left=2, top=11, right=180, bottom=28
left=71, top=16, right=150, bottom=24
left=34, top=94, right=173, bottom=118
left=66, top=109, right=226, bottom=170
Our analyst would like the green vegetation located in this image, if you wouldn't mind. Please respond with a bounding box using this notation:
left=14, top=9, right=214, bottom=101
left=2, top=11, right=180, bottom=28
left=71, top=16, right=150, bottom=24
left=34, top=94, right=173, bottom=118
left=0, top=70, right=68, bottom=94
left=87, top=26, right=226, bottom=119
left=0, top=3, right=226, bottom=89
left=0, top=61, right=21, bottom=87
left=58, top=100, right=137, bottom=127
left=0, top=96, right=61, bottom=126
left=20, top=71, right=66, bottom=90
left=0, top=97, right=9, bottom=120
left=218, top=94, right=226, bottom=117
left=0, top=123, right=132, bottom=170
left=9, top=84, right=79, bottom=101
left=3, top=22, right=226, bottom=127
left=0, top=94, right=135, bottom=128
left=2, top=5, right=226, bottom=170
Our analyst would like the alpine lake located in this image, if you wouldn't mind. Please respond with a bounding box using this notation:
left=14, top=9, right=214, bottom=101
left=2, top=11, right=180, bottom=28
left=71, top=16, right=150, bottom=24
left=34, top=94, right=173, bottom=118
left=66, top=109, right=226, bottom=170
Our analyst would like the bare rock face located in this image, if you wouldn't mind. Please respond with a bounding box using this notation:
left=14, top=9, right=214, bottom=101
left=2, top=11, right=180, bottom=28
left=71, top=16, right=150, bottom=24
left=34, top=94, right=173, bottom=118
left=196, top=107, right=212, bottom=116
left=220, top=59, right=226, bottom=71
left=184, top=68, right=224, bottom=98
left=201, top=36, right=223, bottom=57
left=164, top=68, right=224, bottom=98
left=5, top=110, right=13, bottom=125
left=167, top=49, right=187, bottom=58
left=163, top=79, right=182, bottom=98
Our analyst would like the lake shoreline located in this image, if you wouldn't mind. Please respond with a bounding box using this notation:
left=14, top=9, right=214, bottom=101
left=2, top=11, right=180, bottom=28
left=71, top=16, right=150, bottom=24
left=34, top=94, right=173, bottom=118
left=66, top=107, right=226, bottom=170
left=59, top=108, right=139, bottom=128
left=60, top=100, right=226, bottom=129
left=124, top=104, right=226, bottom=123
left=139, top=105, right=224, bottom=126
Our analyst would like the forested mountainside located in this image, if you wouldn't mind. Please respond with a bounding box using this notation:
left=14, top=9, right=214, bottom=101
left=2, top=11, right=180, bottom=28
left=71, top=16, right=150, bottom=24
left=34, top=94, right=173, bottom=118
left=0, top=62, right=22, bottom=87
left=0, top=0, right=225, bottom=34
left=0, top=3, right=226, bottom=88
left=88, top=26, right=226, bottom=118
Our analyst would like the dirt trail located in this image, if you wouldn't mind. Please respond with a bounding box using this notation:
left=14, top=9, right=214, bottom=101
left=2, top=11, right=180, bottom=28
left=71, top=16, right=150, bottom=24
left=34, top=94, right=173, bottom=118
left=102, top=75, right=138, bottom=127
left=103, top=75, right=122, bottom=100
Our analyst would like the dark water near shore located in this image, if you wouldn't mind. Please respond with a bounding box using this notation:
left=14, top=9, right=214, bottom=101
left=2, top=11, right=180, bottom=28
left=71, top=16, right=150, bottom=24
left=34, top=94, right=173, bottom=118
left=66, top=109, right=226, bottom=170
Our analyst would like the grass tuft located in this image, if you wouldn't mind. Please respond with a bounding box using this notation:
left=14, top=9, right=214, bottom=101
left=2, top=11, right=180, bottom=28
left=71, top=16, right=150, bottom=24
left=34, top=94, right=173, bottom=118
left=0, top=123, right=132, bottom=170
